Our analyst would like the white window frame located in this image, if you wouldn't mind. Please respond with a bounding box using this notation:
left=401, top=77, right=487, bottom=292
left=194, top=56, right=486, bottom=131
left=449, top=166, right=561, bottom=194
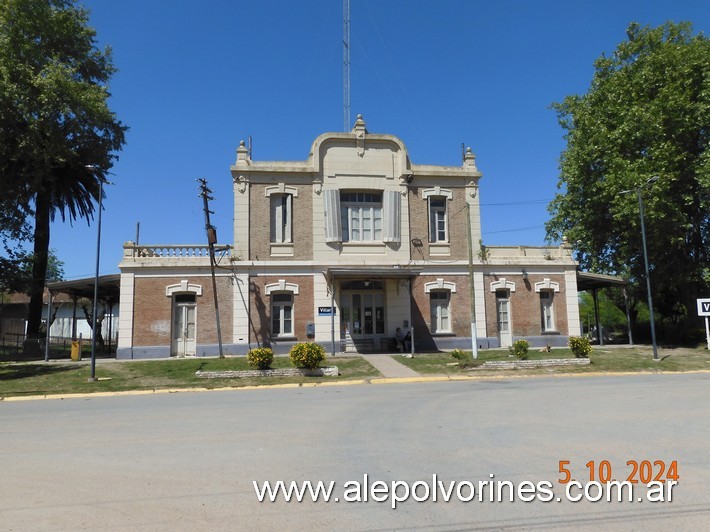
left=270, top=194, right=292, bottom=243
left=265, top=185, right=298, bottom=245
left=428, top=197, right=448, bottom=243
left=429, top=290, right=451, bottom=334
left=422, top=188, right=453, bottom=244
left=271, top=292, right=294, bottom=337
left=340, top=191, right=383, bottom=243
left=533, top=278, right=560, bottom=333
left=540, top=290, right=555, bottom=332
left=264, top=281, right=299, bottom=338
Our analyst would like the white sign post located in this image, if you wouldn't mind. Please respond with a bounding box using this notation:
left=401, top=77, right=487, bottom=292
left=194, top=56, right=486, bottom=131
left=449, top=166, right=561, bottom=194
left=698, top=298, right=710, bottom=350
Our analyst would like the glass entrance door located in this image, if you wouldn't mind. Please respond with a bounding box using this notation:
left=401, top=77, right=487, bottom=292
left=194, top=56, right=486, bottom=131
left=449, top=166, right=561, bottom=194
left=339, top=281, right=385, bottom=349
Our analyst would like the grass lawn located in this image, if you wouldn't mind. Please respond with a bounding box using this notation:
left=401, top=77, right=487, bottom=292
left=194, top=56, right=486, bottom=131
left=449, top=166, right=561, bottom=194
left=0, top=356, right=382, bottom=399
left=394, top=346, right=710, bottom=376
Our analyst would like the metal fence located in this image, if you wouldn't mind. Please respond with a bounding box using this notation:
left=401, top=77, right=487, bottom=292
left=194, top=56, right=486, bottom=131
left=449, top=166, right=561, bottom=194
left=0, top=333, right=115, bottom=360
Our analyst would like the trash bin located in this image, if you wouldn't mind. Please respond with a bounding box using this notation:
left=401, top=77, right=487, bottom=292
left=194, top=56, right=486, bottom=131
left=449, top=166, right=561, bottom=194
left=71, top=341, right=81, bottom=361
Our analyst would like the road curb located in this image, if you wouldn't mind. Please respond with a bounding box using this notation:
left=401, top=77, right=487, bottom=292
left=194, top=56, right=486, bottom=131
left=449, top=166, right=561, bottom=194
left=2, top=369, right=710, bottom=402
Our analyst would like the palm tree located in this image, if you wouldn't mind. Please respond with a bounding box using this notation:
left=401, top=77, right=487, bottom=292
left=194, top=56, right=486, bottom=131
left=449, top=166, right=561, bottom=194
left=0, top=0, right=127, bottom=347
left=25, top=163, right=113, bottom=341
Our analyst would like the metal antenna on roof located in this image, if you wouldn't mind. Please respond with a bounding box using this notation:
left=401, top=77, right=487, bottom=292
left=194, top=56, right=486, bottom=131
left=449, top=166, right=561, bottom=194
left=343, top=0, right=350, bottom=131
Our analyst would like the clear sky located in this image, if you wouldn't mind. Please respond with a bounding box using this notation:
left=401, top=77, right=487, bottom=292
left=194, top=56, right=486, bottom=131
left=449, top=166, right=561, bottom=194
left=50, top=0, right=709, bottom=280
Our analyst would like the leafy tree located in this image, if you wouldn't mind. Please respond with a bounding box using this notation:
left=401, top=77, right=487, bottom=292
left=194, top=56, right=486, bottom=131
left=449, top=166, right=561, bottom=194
left=0, top=0, right=127, bottom=343
left=78, top=296, right=105, bottom=352
left=578, top=291, right=628, bottom=333
left=547, top=22, right=709, bottom=339
left=0, top=248, right=64, bottom=295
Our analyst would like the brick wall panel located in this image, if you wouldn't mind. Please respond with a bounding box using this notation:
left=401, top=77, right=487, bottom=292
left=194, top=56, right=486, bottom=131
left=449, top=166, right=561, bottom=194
left=133, top=276, right=233, bottom=347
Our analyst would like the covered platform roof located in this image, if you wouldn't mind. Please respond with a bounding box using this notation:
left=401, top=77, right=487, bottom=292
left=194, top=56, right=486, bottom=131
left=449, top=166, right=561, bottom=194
left=576, top=271, right=628, bottom=292
left=47, top=274, right=121, bottom=301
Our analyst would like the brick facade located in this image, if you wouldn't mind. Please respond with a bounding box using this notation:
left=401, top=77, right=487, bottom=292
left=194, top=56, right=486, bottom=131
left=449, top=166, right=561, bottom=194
left=249, top=183, right=313, bottom=261
left=483, top=273, right=568, bottom=344
left=132, top=275, right=233, bottom=348
left=248, top=275, right=314, bottom=347
left=118, top=117, right=581, bottom=358
left=407, top=187, right=469, bottom=260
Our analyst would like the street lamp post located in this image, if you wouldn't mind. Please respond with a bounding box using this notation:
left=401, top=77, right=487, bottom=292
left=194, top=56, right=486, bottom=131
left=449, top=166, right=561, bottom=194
left=622, top=177, right=659, bottom=360
left=87, top=166, right=107, bottom=381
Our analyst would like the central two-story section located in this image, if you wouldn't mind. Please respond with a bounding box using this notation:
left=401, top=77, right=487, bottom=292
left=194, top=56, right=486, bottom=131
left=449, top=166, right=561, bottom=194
left=231, top=115, right=483, bottom=353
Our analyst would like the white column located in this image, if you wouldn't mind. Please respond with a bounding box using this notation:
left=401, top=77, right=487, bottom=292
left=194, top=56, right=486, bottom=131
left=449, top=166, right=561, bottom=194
left=232, top=273, right=251, bottom=347
left=565, top=270, right=581, bottom=336
left=117, top=272, right=135, bottom=349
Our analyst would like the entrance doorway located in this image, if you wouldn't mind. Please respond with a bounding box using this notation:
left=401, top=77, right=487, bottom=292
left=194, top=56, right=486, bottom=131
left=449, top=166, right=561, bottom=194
left=496, top=289, right=512, bottom=348
left=172, top=294, right=196, bottom=356
left=340, top=280, right=385, bottom=351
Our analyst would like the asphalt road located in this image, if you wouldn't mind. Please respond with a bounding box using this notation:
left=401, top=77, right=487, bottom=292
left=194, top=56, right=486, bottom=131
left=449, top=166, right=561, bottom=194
left=1, top=373, right=708, bottom=531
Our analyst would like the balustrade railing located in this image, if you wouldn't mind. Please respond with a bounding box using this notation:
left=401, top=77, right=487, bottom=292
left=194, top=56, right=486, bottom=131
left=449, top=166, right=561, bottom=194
left=123, top=243, right=213, bottom=259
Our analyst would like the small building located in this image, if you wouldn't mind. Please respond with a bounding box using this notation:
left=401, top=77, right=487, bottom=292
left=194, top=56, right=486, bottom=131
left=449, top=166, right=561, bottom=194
left=116, top=116, right=581, bottom=359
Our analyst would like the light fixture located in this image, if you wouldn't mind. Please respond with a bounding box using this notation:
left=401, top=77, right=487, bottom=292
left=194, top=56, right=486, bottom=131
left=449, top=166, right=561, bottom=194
left=522, top=269, right=528, bottom=281
left=411, top=237, right=423, bottom=246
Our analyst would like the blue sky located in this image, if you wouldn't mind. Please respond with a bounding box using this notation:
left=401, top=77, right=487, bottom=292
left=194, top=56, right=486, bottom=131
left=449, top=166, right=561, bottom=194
left=50, top=0, right=709, bottom=280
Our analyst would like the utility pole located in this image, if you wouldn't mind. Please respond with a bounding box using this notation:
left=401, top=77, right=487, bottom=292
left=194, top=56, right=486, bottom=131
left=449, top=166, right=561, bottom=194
left=197, top=178, right=224, bottom=358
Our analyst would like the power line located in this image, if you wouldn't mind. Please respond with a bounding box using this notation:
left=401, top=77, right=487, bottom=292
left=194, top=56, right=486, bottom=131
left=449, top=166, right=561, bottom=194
left=483, top=225, right=546, bottom=235
left=479, top=198, right=552, bottom=206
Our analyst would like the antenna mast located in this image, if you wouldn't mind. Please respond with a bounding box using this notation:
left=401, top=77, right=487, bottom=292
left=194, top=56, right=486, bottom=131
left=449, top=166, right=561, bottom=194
left=343, top=0, right=350, bottom=131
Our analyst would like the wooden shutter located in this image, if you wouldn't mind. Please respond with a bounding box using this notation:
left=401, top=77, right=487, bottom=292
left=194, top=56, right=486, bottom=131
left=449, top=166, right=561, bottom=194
left=382, top=190, right=401, bottom=243
left=323, top=189, right=342, bottom=243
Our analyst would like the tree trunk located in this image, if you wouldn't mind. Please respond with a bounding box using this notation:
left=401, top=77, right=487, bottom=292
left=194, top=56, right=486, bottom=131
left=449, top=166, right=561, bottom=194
left=26, top=191, right=51, bottom=340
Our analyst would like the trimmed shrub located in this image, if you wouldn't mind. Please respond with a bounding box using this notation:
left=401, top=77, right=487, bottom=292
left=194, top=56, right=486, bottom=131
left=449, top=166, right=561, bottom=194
left=569, top=336, right=592, bottom=358
left=509, top=339, right=529, bottom=360
left=450, top=349, right=469, bottom=361
left=247, top=347, right=274, bottom=369
left=289, top=342, right=326, bottom=369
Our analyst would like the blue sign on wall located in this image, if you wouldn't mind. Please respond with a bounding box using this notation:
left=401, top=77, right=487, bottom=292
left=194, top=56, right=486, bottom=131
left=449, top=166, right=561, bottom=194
left=318, top=306, right=336, bottom=316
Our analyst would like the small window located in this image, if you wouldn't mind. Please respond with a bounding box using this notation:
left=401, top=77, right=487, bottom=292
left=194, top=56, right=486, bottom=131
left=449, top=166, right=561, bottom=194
left=272, top=292, right=293, bottom=336
left=540, top=291, right=555, bottom=332
left=270, top=194, right=292, bottom=243
left=174, top=294, right=196, bottom=304
left=429, top=290, right=451, bottom=333
left=428, top=197, right=447, bottom=242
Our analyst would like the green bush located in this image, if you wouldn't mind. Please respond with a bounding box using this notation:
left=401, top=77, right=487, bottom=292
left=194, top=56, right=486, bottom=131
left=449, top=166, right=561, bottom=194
left=509, top=339, right=529, bottom=360
left=569, top=336, right=592, bottom=358
left=450, top=349, right=469, bottom=361
left=289, top=342, right=326, bottom=369
left=246, top=347, right=274, bottom=369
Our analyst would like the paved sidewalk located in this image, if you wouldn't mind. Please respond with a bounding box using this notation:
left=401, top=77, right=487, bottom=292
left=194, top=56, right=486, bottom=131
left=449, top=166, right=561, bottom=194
left=365, top=355, right=422, bottom=378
